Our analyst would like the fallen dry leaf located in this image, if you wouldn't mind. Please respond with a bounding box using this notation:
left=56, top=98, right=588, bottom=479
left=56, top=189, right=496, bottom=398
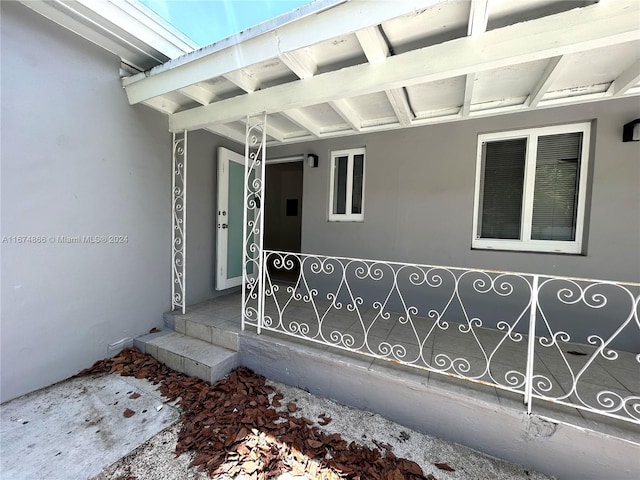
left=123, top=408, right=135, bottom=418
left=318, top=413, right=332, bottom=426
left=129, top=392, right=141, bottom=399
left=149, top=327, right=162, bottom=334
left=80, top=349, right=430, bottom=480
left=434, top=462, right=455, bottom=472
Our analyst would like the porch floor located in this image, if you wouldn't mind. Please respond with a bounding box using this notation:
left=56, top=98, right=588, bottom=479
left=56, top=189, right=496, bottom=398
left=172, top=290, right=640, bottom=445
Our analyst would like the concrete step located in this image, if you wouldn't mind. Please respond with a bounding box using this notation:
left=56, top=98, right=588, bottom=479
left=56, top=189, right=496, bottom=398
left=136, top=331, right=239, bottom=384
left=163, top=312, right=240, bottom=352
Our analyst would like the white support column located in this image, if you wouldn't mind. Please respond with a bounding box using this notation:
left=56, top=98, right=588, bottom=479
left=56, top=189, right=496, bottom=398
left=171, top=131, right=187, bottom=314
left=242, top=113, right=268, bottom=332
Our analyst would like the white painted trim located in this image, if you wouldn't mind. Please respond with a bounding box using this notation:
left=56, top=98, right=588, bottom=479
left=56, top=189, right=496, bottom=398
left=328, top=147, right=366, bottom=222
left=168, top=1, right=640, bottom=132
left=472, top=122, right=591, bottom=254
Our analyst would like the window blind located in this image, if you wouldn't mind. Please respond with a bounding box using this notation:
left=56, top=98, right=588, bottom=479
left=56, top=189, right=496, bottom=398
left=531, top=132, right=582, bottom=241
left=480, top=138, right=527, bottom=239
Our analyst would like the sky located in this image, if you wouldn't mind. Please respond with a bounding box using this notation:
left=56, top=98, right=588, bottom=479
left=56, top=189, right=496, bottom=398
left=140, top=0, right=312, bottom=46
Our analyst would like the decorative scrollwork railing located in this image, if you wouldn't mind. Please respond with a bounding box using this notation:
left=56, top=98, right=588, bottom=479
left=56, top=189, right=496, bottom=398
left=171, top=131, right=187, bottom=313
left=241, top=114, right=267, bottom=332
left=253, top=250, right=640, bottom=424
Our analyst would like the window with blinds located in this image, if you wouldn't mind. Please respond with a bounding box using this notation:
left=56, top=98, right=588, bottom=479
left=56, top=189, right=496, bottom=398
left=473, top=123, right=590, bottom=254
left=329, top=148, right=366, bottom=221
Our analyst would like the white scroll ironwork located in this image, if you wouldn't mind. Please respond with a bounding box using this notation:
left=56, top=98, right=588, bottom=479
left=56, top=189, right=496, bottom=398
left=257, top=250, right=640, bottom=424
left=242, top=113, right=267, bottom=332
left=171, top=131, right=187, bottom=314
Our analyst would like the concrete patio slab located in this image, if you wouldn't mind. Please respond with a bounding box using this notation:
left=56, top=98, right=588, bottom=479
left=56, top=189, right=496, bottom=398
left=0, top=374, right=179, bottom=480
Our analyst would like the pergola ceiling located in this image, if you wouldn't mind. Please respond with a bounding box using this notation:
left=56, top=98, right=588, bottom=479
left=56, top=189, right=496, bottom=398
left=25, top=0, right=640, bottom=146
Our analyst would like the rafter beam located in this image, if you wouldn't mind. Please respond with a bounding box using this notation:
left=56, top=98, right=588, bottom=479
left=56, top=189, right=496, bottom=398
left=124, top=0, right=444, bottom=104
left=527, top=55, right=569, bottom=107
left=279, top=50, right=317, bottom=79
left=281, top=109, right=322, bottom=137
left=385, top=89, right=413, bottom=126
left=223, top=70, right=259, bottom=93
left=329, top=99, right=363, bottom=131
left=179, top=84, right=218, bottom=105
left=608, top=59, right=640, bottom=96
left=169, top=1, right=640, bottom=132
left=355, top=26, right=389, bottom=63
left=265, top=123, right=287, bottom=142
left=205, top=125, right=245, bottom=144
left=142, top=95, right=182, bottom=115
left=461, top=73, right=476, bottom=117
left=468, top=0, right=490, bottom=36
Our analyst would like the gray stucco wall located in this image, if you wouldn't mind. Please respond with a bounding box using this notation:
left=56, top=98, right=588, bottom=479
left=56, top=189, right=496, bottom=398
left=269, top=98, right=640, bottom=283
left=1, top=3, right=170, bottom=402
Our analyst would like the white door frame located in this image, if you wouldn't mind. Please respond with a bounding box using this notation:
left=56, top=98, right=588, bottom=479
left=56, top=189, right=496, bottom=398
left=216, top=146, right=248, bottom=290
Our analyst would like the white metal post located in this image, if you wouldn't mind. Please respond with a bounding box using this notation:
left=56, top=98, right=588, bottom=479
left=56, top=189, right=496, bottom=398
left=171, top=130, right=187, bottom=314
left=242, top=113, right=267, bottom=333
left=524, top=274, right=539, bottom=413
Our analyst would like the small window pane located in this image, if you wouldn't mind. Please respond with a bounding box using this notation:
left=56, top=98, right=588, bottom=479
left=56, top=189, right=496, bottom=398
left=333, top=156, right=348, bottom=215
left=480, top=138, right=527, bottom=240
left=531, top=132, right=582, bottom=241
left=351, top=154, right=364, bottom=214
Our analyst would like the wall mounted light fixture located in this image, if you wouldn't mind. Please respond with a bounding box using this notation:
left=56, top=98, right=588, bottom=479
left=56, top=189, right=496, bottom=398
left=622, top=119, right=640, bottom=142
left=307, top=154, right=319, bottom=168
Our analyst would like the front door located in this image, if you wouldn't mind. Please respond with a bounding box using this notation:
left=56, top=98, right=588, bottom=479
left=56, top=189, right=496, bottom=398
left=216, top=147, right=254, bottom=290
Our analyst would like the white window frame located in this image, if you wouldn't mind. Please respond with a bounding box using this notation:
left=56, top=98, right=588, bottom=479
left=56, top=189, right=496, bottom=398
left=472, top=122, right=591, bottom=254
left=328, top=147, right=366, bottom=222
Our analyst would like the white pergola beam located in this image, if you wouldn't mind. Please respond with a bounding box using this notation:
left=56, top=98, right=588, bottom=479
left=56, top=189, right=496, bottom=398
left=462, top=73, right=476, bottom=117
left=329, top=99, right=363, bottom=131
left=281, top=109, right=322, bottom=137
left=527, top=55, right=569, bottom=107
left=468, top=0, right=490, bottom=36
left=142, top=95, right=182, bottom=115
left=123, top=0, right=444, bottom=103
left=179, top=84, right=218, bottom=105
left=169, top=1, right=640, bottom=132
left=355, top=26, right=389, bottom=63
left=204, top=125, right=246, bottom=144
left=608, top=59, right=640, bottom=96
left=279, top=50, right=317, bottom=79
left=266, top=123, right=287, bottom=142
left=223, top=70, right=260, bottom=93
left=385, top=89, right=413, bottom=126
